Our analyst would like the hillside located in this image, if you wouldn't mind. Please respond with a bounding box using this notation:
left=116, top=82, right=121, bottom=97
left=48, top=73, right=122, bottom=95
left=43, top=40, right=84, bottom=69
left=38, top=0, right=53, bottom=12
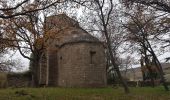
left=122, top=63, right=170, bottom=82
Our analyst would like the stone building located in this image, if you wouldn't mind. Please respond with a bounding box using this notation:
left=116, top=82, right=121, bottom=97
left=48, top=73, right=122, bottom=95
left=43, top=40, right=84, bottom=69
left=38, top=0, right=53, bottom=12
left=37, top=14, right=106, bottom=87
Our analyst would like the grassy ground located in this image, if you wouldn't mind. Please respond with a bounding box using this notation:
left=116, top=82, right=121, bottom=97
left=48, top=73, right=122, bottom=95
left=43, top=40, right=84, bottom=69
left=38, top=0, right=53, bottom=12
left=0, top=86, right=170, bottom=100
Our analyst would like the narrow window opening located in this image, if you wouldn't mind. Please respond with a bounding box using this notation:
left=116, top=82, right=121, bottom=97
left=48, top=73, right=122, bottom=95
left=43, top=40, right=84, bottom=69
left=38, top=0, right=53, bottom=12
left=60, top=56, right=62, bottom=60
left=90, top=51, right=96, bottom=64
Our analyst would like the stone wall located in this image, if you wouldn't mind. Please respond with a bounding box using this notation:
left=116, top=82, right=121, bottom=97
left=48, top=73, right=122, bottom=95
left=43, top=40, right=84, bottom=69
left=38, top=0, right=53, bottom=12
left=47, top=47, right=58, bottom=86
left=57, top=42, right=106, bottom=87
left=7, top=72, right=31, bottom=88
left=39, top=53, right=47, bottom=85
left=0, top=73, right=7, bottom=88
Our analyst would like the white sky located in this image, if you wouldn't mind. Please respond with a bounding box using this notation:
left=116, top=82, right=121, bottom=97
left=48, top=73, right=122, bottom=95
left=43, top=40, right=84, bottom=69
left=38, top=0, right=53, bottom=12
left=11, top=51, right=29, bottom=71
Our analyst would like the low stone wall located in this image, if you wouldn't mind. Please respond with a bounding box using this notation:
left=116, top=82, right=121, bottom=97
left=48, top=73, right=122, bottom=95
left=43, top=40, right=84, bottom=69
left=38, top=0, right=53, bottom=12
left=111, top=80, right=169, bottom=87
left=7, top=72, right=32, bottom=88
left=0, top=73, right=7, bottom=88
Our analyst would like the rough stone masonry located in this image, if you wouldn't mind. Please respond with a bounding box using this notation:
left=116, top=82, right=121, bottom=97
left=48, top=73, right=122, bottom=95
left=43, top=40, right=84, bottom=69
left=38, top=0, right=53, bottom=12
left=37, top=14, right=107, bottom=87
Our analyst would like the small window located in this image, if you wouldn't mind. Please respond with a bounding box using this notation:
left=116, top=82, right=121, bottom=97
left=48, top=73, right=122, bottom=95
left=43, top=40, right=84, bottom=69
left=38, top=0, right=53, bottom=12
left=90, top=51, right=96, bottom=64
left=60, top=56, right=62, bottom=60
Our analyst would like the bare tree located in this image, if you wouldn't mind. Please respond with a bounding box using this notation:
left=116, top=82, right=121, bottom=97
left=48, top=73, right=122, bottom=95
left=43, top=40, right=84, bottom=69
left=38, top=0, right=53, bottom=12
left=71, top=0, right=130, bottom=93
left=121, top=0, right=170, bottom=62
left=94, top=0, right=129, bottom=93
left=0, top=0, right=77, bottom=86
left=122, top=0, right=170, bottom=13
left=123, top=7, right=169, bottom=90
left=0, top=0, right=66, bottom=19
left=0, top=51, right=24, bottom=72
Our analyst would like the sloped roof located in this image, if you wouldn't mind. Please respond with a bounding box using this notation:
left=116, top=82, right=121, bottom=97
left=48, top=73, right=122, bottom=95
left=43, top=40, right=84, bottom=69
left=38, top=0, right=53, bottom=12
left=44, top=14, right=101, bottom=47
left=59, top=28, right=100, bottom=43
left=45, top=14, right=79, bottom=32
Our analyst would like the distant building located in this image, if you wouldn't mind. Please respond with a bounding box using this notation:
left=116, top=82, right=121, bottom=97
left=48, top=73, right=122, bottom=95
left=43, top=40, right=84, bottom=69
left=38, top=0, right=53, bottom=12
left=121, top=67, right=143, bottom=81
left=122, top=63, right=170, bottom=82
left=36, top=14, right=106, bottom=87
left=162, top=63, right=170, bottom=82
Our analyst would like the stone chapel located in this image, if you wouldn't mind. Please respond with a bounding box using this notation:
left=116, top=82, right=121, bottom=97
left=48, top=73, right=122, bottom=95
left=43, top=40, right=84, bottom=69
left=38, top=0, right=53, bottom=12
left=37, top=14, right=106, bottom=87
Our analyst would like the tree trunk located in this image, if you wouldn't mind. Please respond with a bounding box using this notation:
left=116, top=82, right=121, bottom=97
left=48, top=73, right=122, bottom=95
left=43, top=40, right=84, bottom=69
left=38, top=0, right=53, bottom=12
left=31, top=54, right=40, bottom=87
left=94, top=0, right=129, bottom=93
left=104, top=29, right=130, bottom=93
left=143, top=51, right=155, bottom=87
left=31, top=60, right=39, bottom=87
left=151, top=52, right=169, bottom=91
left=145, top=39, right=169, bottom=91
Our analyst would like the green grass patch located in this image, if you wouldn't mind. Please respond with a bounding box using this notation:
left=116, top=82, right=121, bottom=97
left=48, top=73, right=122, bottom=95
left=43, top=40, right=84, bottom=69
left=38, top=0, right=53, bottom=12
left=0, top=86, right=170, bottom=100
